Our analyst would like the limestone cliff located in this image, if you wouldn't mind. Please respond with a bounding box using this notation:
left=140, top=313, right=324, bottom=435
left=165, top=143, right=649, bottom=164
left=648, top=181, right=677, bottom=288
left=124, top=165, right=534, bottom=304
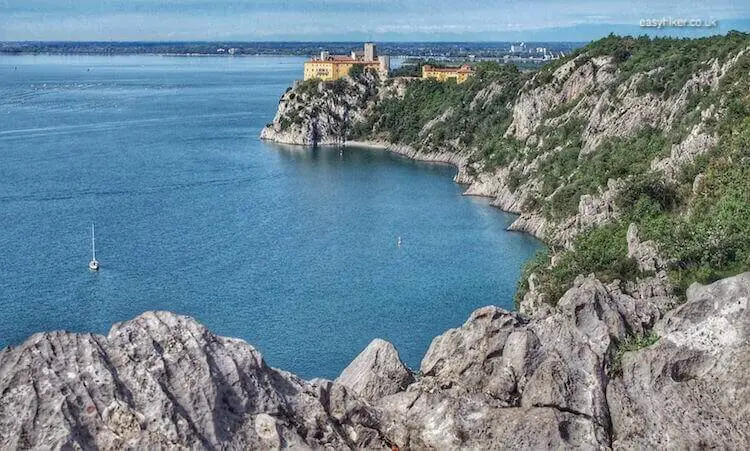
left=261, top=42, right=748, bottom=248
left=1, top=273, right=748, bottom=448
left=260, top=70, right=398, bottom=146
left=0, top=311, right=388, bottom=449
left=261, top=33, right=750, bottom=315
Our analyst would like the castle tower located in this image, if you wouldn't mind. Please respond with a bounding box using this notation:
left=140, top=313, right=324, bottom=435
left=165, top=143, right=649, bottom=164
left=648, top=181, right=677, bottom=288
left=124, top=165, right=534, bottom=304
left=364, top=42, right=376, bottom=62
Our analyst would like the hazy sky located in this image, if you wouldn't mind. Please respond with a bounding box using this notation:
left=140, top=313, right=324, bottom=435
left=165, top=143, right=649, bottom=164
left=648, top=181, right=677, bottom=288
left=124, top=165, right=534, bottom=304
left=1, top=0, right=748, bottom=41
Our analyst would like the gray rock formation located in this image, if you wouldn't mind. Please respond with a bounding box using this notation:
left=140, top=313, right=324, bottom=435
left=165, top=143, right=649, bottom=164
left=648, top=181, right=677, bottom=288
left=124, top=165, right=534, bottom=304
left=0, top=311, right=388, bottom=449
left=260, top=72, right=381, bottom=146
left=651, top=124, right=718, bottom=181
left=379, top=274, right=746, bottom=449
left=608, top=273, right=750, bottom=448
left=336, top=339, right=414, bottom=402
left=260, top=73, right=413, bottom=147
left=505, top=56, right=616, bottom=144
left=1, top=273, right=748, bottom=449
left=626, top=223, right=666, bottom=273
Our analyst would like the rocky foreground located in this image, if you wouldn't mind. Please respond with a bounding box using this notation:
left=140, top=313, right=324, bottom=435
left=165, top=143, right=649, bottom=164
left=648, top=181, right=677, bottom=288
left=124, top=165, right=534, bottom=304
left=1, top=273, right=748, bottom=449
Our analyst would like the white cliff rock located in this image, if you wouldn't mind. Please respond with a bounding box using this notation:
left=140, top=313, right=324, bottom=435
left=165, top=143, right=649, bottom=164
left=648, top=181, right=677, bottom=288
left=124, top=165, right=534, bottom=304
left=608, top=272, right=750, bottom=448
left=336, top=339, right=414, bottom=402
left=626, top=223, right=666, bottom=273
left=652, top=124, right=718, bottom=181
left=0, top=312, right=388, bottom=449
left=2, top=272, right=748, bottom=448
left=505, top=56, right=616, bottom=142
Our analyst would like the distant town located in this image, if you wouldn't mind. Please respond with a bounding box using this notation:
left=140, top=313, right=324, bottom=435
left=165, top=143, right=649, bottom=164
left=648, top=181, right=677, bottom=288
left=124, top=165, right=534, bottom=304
left=0, top=41, right=584, bottom=67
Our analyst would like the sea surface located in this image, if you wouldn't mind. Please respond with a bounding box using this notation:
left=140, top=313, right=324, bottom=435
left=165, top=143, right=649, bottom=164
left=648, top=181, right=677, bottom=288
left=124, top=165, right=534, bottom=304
left=0, top=55, right=542, bottom=379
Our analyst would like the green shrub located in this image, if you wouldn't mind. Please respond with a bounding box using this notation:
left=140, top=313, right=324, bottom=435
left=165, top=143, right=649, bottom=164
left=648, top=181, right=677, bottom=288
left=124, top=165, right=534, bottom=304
left=610, top=332, right=660, bottom=376
left=328, top=78, right=347, bottom=95
left=297, top=79, right=320, bottom=97
left=524, top=223, right=641, bottom=305
left=537, top=127, right=671, bottom=220
left=616, top=173, right=679, bottom=222
left=506, top=169, right=525, bottom=192
left=586, top=32, right=749, bottom=96
left=361, top=64, right=526, bottom=151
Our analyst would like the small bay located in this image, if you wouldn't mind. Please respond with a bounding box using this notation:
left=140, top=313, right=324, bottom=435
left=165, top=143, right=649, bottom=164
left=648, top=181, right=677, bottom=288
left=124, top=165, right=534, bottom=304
left=0, top=55, right=542, bottom=379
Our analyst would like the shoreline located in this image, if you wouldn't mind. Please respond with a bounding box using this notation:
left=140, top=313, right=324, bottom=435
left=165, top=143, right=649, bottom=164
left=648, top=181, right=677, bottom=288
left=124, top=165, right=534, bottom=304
left=345, top=140, right=546, bottom=241
left=261, top=134, right=548, bottom=243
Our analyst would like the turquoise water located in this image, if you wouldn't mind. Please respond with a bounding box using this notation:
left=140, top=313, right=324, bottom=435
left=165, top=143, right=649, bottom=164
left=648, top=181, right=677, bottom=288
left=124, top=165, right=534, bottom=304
left=0, top=55, right=542, bottom=379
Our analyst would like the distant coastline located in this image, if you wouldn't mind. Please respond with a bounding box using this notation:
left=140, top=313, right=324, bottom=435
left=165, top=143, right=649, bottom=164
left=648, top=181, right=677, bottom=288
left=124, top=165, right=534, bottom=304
left=0, top=41, right=585, bottom=59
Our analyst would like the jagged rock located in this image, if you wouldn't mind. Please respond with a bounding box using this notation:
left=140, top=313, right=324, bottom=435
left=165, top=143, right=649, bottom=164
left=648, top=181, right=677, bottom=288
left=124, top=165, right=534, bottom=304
left=394, top=271, right=682, bottom=448
left=1, top=272, right=748, bottom=449
left=0, top=311, right=388, bottom=449
left=505, top=56, right=616, bottom=142
left=336, top=339, right=414, bottom=402
left=260, top=72, right=383, bottom=146
left=378, top=304, right=611, bottom=448
left=469, top=81, right=506, bottom=111
left=520, top=272, right=554, bottom=318
left=420, top=107, right=454, bottom=136
left=626, top=223, right=666, bottom=273
left=507, top=213, right=547, bottom=239
left=651, top=124, right=718, bottom=181
left=608, top=272, right=750, bottom=448
left=578, top=178, right=625, bottom=229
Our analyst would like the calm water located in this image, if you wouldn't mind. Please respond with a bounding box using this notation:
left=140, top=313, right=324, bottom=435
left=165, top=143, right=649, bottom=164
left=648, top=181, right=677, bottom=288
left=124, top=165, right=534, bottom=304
left=0, top=55, right=542, bottom=379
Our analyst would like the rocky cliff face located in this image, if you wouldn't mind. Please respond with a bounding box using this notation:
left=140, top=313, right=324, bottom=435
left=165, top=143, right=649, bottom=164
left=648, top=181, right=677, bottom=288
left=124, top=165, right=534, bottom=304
left=260, top=36, right=750, bottom=333
left=260, top=71, right=406, bottom=147
left=0, top=312, right=388, bottom=449
left=261, top=40, right=749, bottom=252
left=608, top=273, right=750, bottom=448
left=1, top=273, right=748, bottom=449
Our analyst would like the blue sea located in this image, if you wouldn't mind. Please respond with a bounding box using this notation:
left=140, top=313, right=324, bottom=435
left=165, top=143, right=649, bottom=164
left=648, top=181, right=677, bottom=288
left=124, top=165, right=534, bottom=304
left=0, top=55, right=542, bottom=379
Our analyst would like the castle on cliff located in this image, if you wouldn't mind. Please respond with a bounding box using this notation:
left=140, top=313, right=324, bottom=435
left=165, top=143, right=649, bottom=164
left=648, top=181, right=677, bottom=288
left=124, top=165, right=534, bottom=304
left=303, top=43, right=390, bottom=81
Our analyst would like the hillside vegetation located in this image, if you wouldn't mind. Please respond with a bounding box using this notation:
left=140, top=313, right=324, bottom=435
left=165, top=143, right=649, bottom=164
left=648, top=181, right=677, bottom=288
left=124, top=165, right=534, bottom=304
left=364, top=33, right=750, bottom=306
left=265, top=32, right=750, bottom=309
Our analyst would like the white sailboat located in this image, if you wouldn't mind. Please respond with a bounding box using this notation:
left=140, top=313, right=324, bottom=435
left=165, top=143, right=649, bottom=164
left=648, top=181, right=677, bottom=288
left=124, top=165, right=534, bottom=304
left=89, top=222, right=100, bottom=271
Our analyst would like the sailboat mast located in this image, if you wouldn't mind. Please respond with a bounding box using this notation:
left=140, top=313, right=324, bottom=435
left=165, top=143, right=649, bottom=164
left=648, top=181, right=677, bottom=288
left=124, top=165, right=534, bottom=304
left=91, top=222, right=96, bottom=260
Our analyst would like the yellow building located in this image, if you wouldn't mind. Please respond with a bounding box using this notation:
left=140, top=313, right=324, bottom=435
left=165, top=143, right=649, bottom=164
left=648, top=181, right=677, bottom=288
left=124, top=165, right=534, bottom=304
left=303, top=43, right=390, bottom=81
left=422, top=64, right=475, bottom=83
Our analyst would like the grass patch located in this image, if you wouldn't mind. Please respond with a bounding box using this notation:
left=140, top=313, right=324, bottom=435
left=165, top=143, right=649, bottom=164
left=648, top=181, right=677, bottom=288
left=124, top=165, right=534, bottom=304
left=610, top=332, right=660, bottom=376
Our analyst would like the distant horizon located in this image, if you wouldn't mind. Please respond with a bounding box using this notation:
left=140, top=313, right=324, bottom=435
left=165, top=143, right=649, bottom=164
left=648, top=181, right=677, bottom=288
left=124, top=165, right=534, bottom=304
left=1, top=0, right=748, bottom=42
left=4, top=39, right=591, bottom=44
left=2, top=25, right=749, bottom=44
left=2, top=25, right=749, bottom=45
